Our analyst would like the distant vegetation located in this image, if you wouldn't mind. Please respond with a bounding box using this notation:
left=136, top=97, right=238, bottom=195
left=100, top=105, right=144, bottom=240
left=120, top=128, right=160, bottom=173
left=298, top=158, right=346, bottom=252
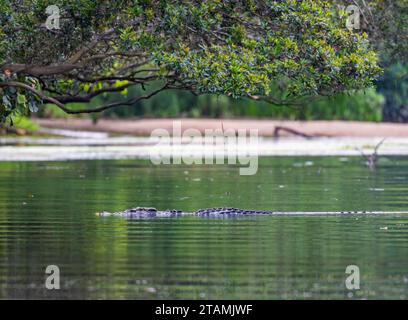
left=42, top=85, right=384, bottom=121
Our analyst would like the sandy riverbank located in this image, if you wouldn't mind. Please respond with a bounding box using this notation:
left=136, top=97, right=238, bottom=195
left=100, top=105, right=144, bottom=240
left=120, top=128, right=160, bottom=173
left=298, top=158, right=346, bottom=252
left=34, top=118, right=408, bottom=137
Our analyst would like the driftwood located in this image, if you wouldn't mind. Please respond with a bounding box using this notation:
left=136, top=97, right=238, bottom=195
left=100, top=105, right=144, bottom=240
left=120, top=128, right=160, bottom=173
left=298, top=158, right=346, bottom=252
left=273, top=126, right=313, bottom=139
left=356, top=138, right=386, bottom=170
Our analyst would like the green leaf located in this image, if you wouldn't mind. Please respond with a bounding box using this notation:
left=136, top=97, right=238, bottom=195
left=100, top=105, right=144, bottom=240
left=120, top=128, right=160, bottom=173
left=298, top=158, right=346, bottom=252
left=17, top=93, right=27, bottom=105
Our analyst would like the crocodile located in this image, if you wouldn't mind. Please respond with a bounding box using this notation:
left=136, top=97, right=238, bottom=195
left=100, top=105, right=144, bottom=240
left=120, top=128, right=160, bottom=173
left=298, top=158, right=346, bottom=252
left=97, top=207, right=399, bottom=219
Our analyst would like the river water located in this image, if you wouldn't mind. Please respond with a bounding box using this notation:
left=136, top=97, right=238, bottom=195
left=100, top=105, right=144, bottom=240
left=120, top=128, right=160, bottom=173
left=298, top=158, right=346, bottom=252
left=0, top=157, right=408, bottom=299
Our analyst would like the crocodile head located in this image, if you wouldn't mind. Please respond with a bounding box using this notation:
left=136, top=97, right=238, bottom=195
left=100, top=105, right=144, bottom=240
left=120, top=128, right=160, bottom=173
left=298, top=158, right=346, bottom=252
left=98, top=207, right=158, bottom=218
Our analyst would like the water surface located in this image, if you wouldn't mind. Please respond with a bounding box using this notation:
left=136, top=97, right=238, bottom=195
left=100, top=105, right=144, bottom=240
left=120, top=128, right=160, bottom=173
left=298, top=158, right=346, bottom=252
left=0, top=156, right=408, bottom=299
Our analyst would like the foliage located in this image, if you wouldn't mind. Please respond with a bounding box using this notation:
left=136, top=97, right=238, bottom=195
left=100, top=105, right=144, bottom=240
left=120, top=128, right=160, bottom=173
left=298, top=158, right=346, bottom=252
left=334, top=0, right=407, bottom=122
left=1, top=114, right=40, bottom=132
left=336, top=0, right=408, bottom=66
left=378, top=63, right=408, bottom=122
left=356, top=0, right=408, bottom=122
left=0, top=0, right=381, bottom=123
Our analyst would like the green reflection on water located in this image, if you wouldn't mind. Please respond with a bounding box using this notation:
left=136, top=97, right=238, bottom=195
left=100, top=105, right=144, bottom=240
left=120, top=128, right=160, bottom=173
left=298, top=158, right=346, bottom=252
left=0, top=157, right=408, bottom=299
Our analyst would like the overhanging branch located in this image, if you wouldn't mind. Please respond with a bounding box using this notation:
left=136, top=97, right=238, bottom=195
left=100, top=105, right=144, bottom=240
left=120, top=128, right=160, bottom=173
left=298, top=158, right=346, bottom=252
left=55, top=83, right=169, bottom=114
left=51, top=82, right=139, bottom=104
left=0, top=81, right=66, bottom=109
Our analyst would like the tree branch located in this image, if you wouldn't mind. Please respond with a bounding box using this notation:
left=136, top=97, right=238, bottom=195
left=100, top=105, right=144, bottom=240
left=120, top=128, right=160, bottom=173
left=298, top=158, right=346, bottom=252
left=1, top=64, right=80, bottom=77
left=55, top=84, right=169, bottom=114
left=0, top=81, right=66, bottom=109
left=68, top=28, right=116, bottom=64
left=52, top=82, right=138, bottom=104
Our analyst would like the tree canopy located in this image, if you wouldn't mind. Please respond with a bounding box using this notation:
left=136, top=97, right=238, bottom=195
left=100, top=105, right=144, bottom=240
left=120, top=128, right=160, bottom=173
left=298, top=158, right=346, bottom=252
left=0, top=0, right=381, bottom=123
